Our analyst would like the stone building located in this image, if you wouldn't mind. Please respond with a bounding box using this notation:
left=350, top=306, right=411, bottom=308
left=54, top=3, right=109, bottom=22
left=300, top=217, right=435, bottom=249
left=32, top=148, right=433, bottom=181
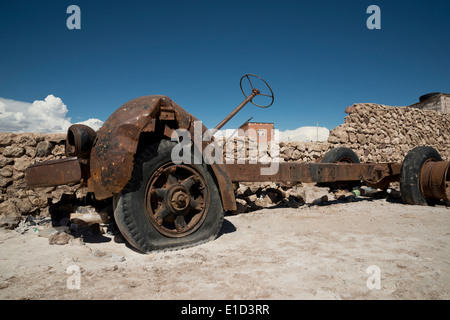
left=409, top=92, right=450, bottom=113
left=238, top=122, right=274, bottom=143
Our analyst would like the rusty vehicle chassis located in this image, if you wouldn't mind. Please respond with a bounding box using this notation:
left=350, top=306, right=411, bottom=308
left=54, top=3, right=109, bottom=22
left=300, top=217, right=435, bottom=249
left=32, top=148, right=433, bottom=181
left=25, top=156, right=400, bottom=187
left=226, top=162, right=400, bottom=186
left=26, top=157, right=450, bottom=202
left=26, top=158, right=400, bottom=186
left=229, top=161, right=449, bottom=202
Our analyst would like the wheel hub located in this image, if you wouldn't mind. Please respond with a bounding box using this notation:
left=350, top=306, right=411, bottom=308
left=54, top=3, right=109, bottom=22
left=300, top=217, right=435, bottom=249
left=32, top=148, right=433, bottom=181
left=168, top=187, right=190, bottom=212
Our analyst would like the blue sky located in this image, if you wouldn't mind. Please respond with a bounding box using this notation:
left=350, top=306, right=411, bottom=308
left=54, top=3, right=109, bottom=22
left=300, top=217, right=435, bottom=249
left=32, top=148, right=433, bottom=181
left=1, top=0, right=449, bottom=132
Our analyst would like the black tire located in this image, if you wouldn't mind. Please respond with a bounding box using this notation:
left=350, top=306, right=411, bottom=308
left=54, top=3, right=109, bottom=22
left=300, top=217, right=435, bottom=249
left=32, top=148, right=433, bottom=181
left=319, top=147, right=361, bottom=190
left=321, top=147, right=360, bottom=164
left=114, top=139, right=224, bottom=252
left=400, top=146, right=442, bottom=206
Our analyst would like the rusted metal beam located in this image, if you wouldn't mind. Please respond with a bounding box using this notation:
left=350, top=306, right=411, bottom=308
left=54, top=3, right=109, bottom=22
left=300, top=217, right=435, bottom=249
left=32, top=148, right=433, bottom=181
left=25, top=157, right=82, bottom=188
left=210, top=89, right=259, bottom=136
left=225, top=162, right=401, bottom=185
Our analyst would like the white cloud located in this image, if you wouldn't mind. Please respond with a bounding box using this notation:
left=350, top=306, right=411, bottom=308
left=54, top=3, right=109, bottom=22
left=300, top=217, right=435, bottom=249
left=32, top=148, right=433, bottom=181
left=75, top=118, right=104, bottom=131
left=0, top=95, right=104, bottom=133
left=0, top=98, right=32, bottom=132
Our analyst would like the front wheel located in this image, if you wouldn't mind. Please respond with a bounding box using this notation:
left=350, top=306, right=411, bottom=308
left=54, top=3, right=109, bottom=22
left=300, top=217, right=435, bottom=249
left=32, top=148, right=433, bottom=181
left=114, top=139, right=224, bottom=252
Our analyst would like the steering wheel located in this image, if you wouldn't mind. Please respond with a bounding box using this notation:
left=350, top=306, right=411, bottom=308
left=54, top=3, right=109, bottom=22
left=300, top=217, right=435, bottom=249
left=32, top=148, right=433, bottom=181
left=240, top=74, right=274, bottom=108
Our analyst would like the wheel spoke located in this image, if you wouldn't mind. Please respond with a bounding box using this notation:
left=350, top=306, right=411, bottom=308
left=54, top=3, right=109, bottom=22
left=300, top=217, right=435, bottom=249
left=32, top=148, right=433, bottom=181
left=155, top=206, right=171, bottom=225
left=151, top=187, right=168, bottom=199
left=163, top=166, right=178, bottom=186
left=189, top=198, right=204, bottom=211
left=175, top=215, right=187, bottom=231
left=181, top=175, right=197, bottom=190
left=246, top=75, right=254, bottom=90
left=167, top=173, right=178, bottom=186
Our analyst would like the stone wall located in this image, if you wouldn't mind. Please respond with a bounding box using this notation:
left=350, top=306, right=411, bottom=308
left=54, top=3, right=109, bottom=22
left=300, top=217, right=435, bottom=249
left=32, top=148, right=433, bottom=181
left=0, top=133, right=85, bottom=228
left=280, top=103, right=450, bottom=163
left=1, top=102, right=449, bottom=226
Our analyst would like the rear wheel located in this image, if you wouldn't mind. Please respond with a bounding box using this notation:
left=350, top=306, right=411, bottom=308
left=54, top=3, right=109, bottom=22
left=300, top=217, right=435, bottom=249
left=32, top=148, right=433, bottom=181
left=400, top=146, right=442, bottom=206
left=114, top=139, right=224, bottom=252
left=319, top=147, right=361, bottom=190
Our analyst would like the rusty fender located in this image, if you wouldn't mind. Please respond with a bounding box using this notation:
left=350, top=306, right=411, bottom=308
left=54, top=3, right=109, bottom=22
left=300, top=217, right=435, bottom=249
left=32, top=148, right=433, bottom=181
left=89, top=95, right=237, bottom=211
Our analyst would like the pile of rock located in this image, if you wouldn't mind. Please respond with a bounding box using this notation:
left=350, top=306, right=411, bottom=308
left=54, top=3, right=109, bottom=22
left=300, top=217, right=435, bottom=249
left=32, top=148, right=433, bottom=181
left=217, top=137, right=329, bottom=164
left=232, top=182, right=339, bottom=214
left=217, top=136, right=277, bottom=164
left=14, top=202, right=117, bottom=246
left=232, top=182, right=403, bottom=214
left=279, top=141, right=330, bottom=163
left=0, top=132, right=86, bottom=228
left=327, top=103, right=450, bottom=162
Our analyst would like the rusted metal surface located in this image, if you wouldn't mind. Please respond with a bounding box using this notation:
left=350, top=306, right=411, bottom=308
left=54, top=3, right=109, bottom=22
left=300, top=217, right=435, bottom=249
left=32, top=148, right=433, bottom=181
left=365, top=163, right=402, bottom=189
left=420, top=160, right=450, bottom=201
left=89, top=95, right=165, bottom=200
left=25, top=157, right=82, bottom=188
left=225, top=162, right=401, bottom=185
left=89, top=95, right=237, bottom=211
